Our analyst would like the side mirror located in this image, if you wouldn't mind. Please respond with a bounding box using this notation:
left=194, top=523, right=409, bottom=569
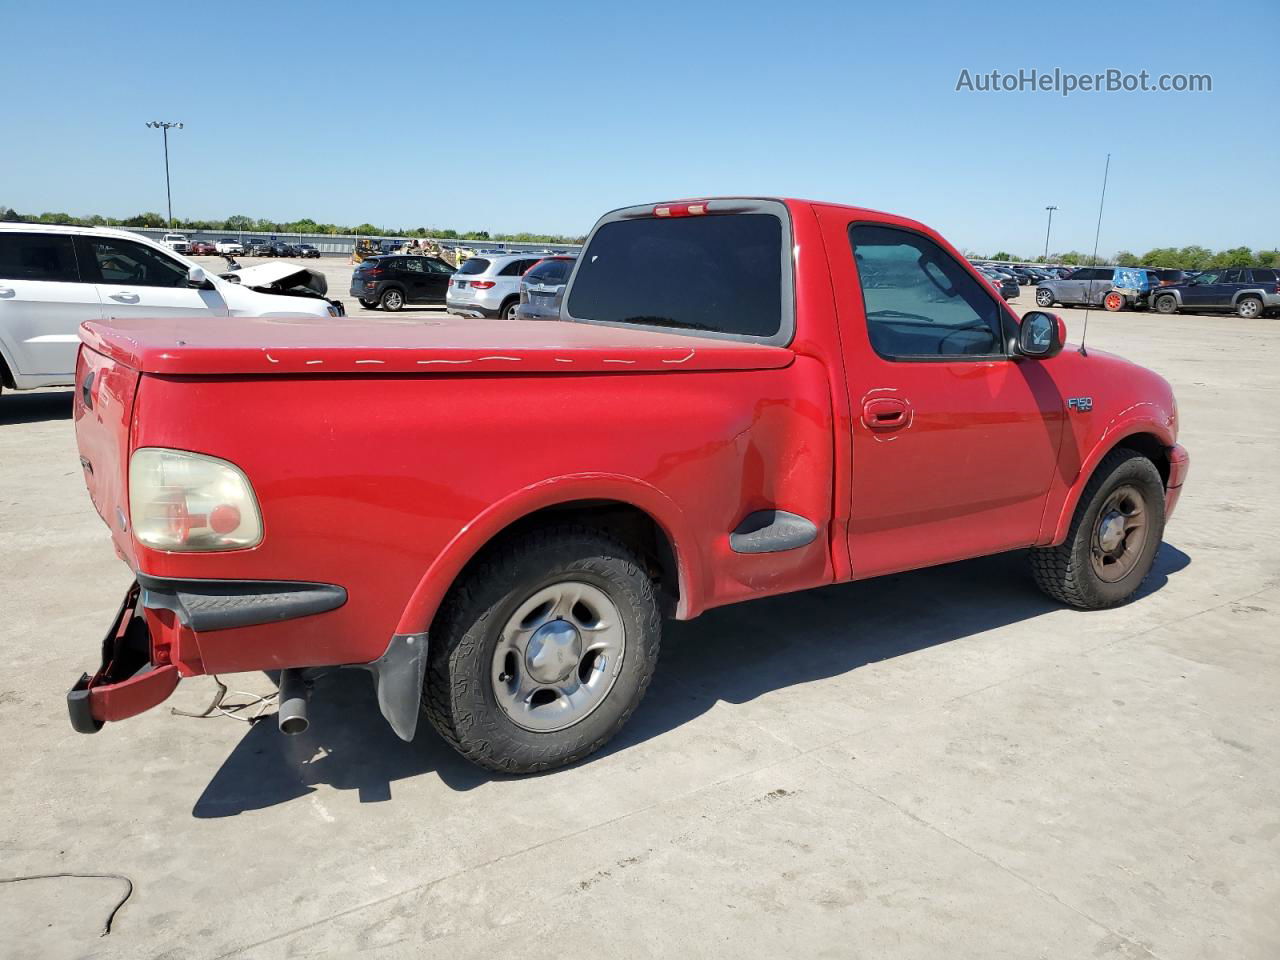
left=187, top=265, right=209, bottom=288
left=1015, top=310, right=1066, bottom=359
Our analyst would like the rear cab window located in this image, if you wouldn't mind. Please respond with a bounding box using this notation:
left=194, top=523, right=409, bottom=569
left=565, top=199, right=793, bottom=343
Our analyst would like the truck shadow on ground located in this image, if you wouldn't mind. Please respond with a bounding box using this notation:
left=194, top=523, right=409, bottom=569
left=192, top=543, right=1190, bottom=817
left=0, top=390, right=72, bottom=425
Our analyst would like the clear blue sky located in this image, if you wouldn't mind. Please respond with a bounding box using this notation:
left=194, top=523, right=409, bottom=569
left=1, top=0, right=1274, bottom=256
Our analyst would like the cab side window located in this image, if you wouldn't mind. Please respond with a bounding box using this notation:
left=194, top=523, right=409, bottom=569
left=0, top=233, right=80, bottom=282
left=849, top=224, right=1004, bottom=359
left=86, top=238, right=188, bottom=287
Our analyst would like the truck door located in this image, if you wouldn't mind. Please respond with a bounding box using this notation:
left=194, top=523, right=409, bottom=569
left=816, top=209, right=1065, bottom=578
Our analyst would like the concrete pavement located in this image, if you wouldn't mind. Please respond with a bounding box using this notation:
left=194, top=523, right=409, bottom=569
left=0, top=304, right=1276, bottom=959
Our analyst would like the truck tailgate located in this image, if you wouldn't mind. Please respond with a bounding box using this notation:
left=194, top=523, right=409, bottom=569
left=74, top=344, right=139, bottom=568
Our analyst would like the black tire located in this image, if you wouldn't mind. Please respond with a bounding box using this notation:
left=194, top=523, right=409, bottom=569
left=1153, top=294, right=1178, bottom=315
left=359, top=298, right=378, bottom=309
left=1035, top=288, right=1054, bottom=307
left=1236, top=296, right=1263, bottom=320
left=380, top=287, right=405, bottom=311
left=501, top=297, right=519, bottom=321
left=1030, top=447, right=1165, bottom=610
left=423, top=525, right=662, bottom=773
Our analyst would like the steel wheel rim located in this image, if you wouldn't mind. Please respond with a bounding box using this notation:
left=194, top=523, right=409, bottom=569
left=1105, top=293, right=1121, bottom=310
left=491, top=580, right=626, bottom=732
left=1090, top=484, right=1148, bottom=583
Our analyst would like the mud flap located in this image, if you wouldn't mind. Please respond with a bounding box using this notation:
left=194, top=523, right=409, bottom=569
left=362, top=633, right=428, bottom=741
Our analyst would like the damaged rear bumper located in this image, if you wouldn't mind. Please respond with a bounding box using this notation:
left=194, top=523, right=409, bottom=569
left=67, top=584, right=179, bottom=733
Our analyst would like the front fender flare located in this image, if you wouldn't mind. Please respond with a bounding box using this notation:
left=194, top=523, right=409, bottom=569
left=1044, top=408, right=1176, bottom=545
left=393, top=473, right=702, bottom=637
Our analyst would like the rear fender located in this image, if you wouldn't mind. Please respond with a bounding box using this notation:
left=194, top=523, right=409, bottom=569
left=392, top=474, right=700, bottom=636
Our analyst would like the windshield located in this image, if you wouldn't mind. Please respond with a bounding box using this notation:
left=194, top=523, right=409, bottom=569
left=566, top=213, right=783, bottom=338
left=526, top=259, right=574, bottom=284
left=457, top=258, right=491, bottom=275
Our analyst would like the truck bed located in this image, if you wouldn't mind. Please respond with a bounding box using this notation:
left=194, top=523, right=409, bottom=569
left=80, top=315, right=795, bottom=376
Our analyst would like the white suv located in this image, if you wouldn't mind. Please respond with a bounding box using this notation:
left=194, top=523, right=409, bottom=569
left=0, top=223, right=340, bottom=397
left=161, top=232, right=190, bottom=254
left=446, top=252, right=548, bottom=320
left=215, top=238, right=245, bottom=255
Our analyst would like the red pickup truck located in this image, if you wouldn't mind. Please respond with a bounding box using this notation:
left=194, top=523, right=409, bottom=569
left=69, top=198, right=1189, bottom=773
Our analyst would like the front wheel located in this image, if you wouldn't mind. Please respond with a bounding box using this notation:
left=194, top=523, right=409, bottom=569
left=1236, top=296, right=1263, bottom=319
left=1035, top=288, right=1054, bottom=307
left=423, top=526, right=661, bottom=773
left=1030, top=447, right=1165, bottom=609
left=1154, top=294, right=1178, bottom=315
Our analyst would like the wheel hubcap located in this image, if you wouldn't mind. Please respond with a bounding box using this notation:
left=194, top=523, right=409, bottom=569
left=1037, top=291, right=1051, bottom=305
left=1242, top=301, right=1259, bottom=317
left=386, top=292, right=401, bottom=308
left=491, top=581, right=625, bottom=732
left=1090, top=485, right=1148, bottom=583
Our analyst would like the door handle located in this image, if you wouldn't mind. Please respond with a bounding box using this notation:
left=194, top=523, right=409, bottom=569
left=109, top=291, right=140, bottom=303
left=863, top=397, right=910, bottom=431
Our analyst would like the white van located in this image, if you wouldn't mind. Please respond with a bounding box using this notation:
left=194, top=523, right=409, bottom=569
left=0, top=223, right=342, bottom=397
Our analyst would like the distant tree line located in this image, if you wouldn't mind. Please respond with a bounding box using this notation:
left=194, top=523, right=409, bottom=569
left=0, top=205, right=586, bottom=245
left=980, top=245, right=1279, bottom=270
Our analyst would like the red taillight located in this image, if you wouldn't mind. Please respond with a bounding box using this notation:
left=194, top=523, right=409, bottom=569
left=654, top=201, right=709, bottom=218
left=366, top=267, right=383, bottom=277
left=470, top=280, right=496, bottom=289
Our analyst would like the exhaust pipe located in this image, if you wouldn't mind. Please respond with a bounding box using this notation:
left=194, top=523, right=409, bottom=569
left=277, top=669, right=310, bottom=735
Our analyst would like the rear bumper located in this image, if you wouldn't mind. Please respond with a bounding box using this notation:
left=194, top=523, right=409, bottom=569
left=66, top=583, right=179, bottom=733
left=67, top=576, right=347, bottom=733
left=446, top=301, right=501, bottom=319
left=1165, top=443, right=1190, bottom=519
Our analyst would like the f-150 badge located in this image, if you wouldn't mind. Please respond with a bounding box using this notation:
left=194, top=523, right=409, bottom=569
left=1067, top=397, right=1094, bottom=412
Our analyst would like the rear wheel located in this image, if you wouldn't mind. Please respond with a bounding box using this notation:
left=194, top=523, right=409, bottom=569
left=501, top=297, right=519, bottom=321
left=380, top=288, right=404, bottom=311
left=1154, top=294, right=1178, bottom=315
left=1236, top=296, right=1263, bottom=319
left=359, top=298, right=378, bottom=309
left=423, top=526, right=661, bottom=773
left=1103, top=291, right=1125, bottom=312
left=1030, top=447, right=1165, bottom=609
left=1035, top=288, right=1054, bottom=307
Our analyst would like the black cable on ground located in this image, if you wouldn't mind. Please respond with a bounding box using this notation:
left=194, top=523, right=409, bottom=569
left=0, top=872, right=133, bottom=936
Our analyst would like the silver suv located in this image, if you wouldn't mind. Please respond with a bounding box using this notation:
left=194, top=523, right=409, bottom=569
left=1035, top=267, right=1116, bottom=308
left=446, top=253, right=547, bottom=320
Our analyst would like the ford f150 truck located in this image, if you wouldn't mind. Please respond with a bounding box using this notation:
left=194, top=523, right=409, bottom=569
left=68, top=197, right=1189, bottom=773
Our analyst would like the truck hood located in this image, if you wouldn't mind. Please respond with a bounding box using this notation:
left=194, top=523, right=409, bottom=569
left=79, top=315, right=794, bottom=376
left=220, top=261, right=328, bottom=297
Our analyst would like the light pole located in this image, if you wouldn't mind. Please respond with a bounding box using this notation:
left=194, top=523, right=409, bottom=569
left=1043, top=205, right=1058, bottom=262
left=145, top=121, right=184, bottom=227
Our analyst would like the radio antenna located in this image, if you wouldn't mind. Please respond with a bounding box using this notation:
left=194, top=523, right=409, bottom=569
left=1079, top=152, right=1111, bottom=356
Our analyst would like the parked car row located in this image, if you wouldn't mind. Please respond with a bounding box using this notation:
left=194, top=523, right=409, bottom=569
left=1035, top=266, right=1279, bottom=318
left=348, top=251, right=581, bottom=319
left=0, top=223, right=344, bottom=398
